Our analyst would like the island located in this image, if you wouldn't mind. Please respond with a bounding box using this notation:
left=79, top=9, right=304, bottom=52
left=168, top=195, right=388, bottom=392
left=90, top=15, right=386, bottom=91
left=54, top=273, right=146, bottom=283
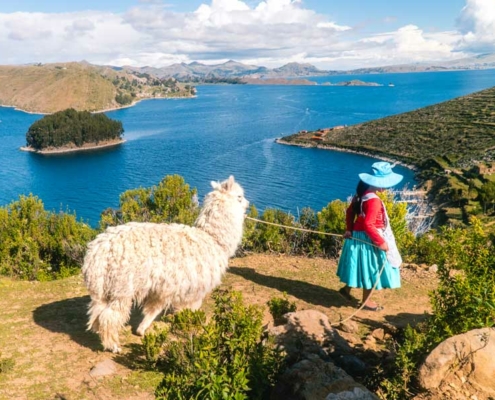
left=321, top=79, right=382, bottom=86
left=21, top=108, right=125, bottom=154
left=276, top=85, right=495, bottom=228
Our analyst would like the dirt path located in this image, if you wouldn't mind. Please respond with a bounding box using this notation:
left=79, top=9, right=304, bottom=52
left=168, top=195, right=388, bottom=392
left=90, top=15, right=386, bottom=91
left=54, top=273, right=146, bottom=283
left=0, top=254, right=437, bottom=399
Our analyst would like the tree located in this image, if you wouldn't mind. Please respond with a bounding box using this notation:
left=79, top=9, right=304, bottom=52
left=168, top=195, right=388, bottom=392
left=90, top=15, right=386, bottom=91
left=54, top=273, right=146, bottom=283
left=25, top=108, right=124, bottom=150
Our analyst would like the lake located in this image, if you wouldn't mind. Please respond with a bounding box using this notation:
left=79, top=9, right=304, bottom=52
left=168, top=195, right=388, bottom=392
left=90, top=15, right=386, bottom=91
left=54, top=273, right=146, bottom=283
left=1, top=69, right=494, bottom=226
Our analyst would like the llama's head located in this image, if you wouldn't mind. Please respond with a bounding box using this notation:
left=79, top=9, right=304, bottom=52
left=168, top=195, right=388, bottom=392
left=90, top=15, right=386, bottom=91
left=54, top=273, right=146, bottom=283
left=210, top=175, right=249, bottom=213
left=195, top=176, right=249, bottom=255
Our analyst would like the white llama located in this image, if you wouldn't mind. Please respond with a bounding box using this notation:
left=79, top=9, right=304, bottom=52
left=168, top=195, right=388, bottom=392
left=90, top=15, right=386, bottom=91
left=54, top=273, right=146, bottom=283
left=82, top=176, right=249, bottom=353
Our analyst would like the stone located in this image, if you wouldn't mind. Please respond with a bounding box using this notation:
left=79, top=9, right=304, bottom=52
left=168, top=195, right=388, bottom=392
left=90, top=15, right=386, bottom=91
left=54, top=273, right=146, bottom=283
left=271, top=355, right=378, bottom=400
left=339, top=320, right=359, bottom=334
left=371, top=328, right=385, bottom=341
left=89, top=359, right=118, bottom=378
left=429, top=264, right=438, bottom=273
left=418, top=328, right=495, bottom=396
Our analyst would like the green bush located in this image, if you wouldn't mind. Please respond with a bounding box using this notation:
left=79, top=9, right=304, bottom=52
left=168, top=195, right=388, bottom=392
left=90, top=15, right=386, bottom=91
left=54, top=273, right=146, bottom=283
left=143, top=290, right=286, bottom=400
left=0, top=195, right=96, bottom=280
left=100, top=175, right=199, bottom=228
left=267, top=293, right=297, bottom=325
left=378, top=217, right=495, bottom=399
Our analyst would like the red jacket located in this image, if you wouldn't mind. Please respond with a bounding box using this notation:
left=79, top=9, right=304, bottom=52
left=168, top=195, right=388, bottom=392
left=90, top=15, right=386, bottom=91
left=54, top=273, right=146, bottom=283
left=345, top=191, right=385, bottom=246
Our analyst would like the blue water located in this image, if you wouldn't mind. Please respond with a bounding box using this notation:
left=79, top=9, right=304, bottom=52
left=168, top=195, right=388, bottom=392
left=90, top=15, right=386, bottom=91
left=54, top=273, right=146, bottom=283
left=0, top=69, right=494, bottom=226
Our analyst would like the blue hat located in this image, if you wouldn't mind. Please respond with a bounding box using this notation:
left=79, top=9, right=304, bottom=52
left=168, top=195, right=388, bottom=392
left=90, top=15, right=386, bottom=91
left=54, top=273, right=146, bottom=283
left=359, top=162, right=403, bottom=189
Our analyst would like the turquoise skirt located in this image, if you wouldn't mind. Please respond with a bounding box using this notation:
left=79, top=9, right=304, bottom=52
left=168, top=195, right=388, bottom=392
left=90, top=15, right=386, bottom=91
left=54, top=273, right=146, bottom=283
left=337, top=231, right=401, bottom=290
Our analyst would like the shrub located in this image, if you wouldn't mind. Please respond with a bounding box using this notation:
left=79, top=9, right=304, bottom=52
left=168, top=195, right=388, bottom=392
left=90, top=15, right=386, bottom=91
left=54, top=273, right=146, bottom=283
left=267, top=293, right=297, bottom=325
left=143, top=290, right=286, bottom=400
left=0, top=195, right=96, bottom=280
left=99, top=175, right=199, bottom=228
left=378, top=217, right=495, bottom=399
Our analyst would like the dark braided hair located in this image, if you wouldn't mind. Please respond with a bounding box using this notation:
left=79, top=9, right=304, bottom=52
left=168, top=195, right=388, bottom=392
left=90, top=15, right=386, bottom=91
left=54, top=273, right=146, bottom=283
left=351, top=180, right=371, bottom=215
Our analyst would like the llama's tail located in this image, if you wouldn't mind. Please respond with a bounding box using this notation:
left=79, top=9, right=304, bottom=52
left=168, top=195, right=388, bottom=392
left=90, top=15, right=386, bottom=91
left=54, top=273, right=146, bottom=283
left=87, top=297, right=132, bottom=353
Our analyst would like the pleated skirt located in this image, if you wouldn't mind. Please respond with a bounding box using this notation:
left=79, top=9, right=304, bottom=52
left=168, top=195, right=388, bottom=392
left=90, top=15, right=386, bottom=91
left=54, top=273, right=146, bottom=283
left=337, top=231, right=401, bottom=290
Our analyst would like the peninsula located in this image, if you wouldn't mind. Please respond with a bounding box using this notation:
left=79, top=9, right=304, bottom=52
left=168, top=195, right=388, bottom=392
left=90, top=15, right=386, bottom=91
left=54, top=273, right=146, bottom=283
left=21, top=108, right=125, bottom=154
left=0, top=62, right=196, bottom=114
left=277, top=85, right=495, bottom=227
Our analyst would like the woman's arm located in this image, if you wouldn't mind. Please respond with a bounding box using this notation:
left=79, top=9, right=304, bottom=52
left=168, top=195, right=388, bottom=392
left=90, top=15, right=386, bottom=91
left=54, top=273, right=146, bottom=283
left=362, top=198, right=387, bottom=248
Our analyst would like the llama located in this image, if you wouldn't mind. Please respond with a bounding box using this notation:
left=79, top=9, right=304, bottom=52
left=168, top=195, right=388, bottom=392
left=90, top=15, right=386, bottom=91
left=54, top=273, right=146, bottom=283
left=82, top=176, right=249, bottom=353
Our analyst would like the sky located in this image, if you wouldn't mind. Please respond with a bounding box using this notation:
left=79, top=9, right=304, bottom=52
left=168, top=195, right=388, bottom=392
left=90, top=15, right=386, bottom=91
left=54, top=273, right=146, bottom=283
left=0, top=0, right=493, bottom=70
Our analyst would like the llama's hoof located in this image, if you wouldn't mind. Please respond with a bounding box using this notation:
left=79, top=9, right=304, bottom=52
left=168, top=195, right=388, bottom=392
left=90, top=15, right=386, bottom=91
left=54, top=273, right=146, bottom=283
left=110, top=345, right=122, bottom=353
left=136, top=327, right=146, bottom=337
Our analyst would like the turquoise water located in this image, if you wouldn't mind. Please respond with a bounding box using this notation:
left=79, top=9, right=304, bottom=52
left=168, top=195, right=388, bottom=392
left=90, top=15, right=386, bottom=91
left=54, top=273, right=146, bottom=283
left=1, top=69, right=494, bottom=226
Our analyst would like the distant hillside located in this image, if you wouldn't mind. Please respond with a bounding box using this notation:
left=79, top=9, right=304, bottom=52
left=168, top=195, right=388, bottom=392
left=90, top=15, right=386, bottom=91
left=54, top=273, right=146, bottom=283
left=121, top=53, right=495, bottom=81
left=279, top=86, right=495, bottom=226
left=123, top=60, right=331, bottom=81
left=0, top=62, right=195, bottom=114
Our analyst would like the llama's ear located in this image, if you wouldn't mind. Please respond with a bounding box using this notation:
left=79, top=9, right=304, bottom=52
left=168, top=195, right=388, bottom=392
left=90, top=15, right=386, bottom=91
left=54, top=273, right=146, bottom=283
left=211, top=180, right=221, bottom=190
left=222, top=175, right=235, bottom=191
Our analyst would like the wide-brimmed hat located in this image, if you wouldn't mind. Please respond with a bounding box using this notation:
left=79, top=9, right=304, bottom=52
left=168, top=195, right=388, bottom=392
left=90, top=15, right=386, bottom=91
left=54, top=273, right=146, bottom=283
left=358, top=162, right=403, bottom=189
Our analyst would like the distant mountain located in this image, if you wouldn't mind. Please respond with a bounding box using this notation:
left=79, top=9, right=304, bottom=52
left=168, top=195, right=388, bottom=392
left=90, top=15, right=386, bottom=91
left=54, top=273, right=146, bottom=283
left=122, top=60, right=330, bottom=80
left=124, top=60, right=270, bottom=80
left=121, top=53, right=495, bottom=81
left=346, top=53, right=495, bottom=75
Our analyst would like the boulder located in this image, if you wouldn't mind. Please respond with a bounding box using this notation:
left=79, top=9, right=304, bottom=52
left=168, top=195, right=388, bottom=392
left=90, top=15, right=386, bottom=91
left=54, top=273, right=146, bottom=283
left=271, top=354, right=378, bottom=400
left=418, top=328, right=495, bottom=396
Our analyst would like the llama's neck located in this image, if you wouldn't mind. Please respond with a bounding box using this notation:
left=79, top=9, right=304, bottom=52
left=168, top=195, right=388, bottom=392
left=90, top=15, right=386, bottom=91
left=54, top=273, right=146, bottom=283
left=194, top=200, right=244, bottom=257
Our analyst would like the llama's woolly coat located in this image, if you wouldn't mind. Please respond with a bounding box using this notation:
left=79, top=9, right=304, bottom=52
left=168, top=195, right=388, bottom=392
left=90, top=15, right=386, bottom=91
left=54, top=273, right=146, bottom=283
left=82, top=176, right=248, bottom=352
left=84, top=222, right=230, bottom=309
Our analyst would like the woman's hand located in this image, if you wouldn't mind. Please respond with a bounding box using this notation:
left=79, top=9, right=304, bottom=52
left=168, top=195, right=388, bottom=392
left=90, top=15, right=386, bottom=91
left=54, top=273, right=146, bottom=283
left=378, top=241, right=389, bottom=252
left=343, top=230, right=352, bottom=239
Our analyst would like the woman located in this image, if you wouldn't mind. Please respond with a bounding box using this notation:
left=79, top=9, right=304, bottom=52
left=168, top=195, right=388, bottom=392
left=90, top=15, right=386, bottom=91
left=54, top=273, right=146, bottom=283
left=337, top=161, right=403, bottom=311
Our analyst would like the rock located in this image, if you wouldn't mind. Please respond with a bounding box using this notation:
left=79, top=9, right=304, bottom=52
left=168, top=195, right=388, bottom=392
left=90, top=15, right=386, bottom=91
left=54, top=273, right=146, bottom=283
left=371, top=328, right=385, bottom=341
left=429, top=264, right=438, bottom=273
left=326, top=387, right=378, bottom=399
left=285, top=310, right=333, bottom=341
left=339, top=320, right=359, bottom=334
left=89, top=359, right=118, bottom=378
left=271, top=355, right=378, bottom=400
left=268, top=310, right=353, bottom=357
left=418, top=328, right=495, bottom=396
left=336, top=355, right=367, bottom=376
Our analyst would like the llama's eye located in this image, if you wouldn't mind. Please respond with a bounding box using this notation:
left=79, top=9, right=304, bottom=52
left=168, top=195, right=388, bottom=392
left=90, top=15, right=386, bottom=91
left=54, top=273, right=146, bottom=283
left=238, top=195, right=243, bottom=202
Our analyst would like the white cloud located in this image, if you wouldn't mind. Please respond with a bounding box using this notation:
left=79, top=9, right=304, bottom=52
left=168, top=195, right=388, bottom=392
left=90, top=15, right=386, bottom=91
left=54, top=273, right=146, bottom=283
left=456, top=0, right=495, bottom=52
left=0, top=0, right=488, bottom=69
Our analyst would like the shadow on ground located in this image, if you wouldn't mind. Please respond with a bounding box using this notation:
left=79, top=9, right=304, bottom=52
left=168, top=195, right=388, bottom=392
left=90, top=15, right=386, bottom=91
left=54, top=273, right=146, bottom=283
left=32, top=296, right=145, bottom=351
left=229, top=266, right=358, bottom=308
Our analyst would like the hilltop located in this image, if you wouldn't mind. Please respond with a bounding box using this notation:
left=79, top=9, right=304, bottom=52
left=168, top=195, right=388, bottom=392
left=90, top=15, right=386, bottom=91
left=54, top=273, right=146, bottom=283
left=278, top=86, right=495, bottom=226
left=0, top=62, right=195, bottom=114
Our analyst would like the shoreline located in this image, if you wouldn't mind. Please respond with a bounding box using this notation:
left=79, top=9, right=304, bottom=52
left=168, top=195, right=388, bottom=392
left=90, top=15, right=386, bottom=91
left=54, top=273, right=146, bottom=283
left=20, top=139, right=126, bottom=154
left=1, top=94, right=197, bottom=116
left=275, top=138, right=419, bottom=172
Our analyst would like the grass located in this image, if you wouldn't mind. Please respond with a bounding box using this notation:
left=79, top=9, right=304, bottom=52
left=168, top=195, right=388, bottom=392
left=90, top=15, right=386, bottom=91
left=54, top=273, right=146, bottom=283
left=0, top=254, right=437, bottom=399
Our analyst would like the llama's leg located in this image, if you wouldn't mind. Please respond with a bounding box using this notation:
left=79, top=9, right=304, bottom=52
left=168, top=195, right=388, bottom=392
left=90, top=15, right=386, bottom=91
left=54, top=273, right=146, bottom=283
left=188, top=298, right=204, bottom=311
left=136, top=297, right=165, bottom=337
left=89, top=298, right=132, bottom=353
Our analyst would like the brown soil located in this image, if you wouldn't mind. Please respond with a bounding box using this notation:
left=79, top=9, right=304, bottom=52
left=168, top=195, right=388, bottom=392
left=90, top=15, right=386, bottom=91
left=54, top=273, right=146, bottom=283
left=0, top=254, right=437, bottom=399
